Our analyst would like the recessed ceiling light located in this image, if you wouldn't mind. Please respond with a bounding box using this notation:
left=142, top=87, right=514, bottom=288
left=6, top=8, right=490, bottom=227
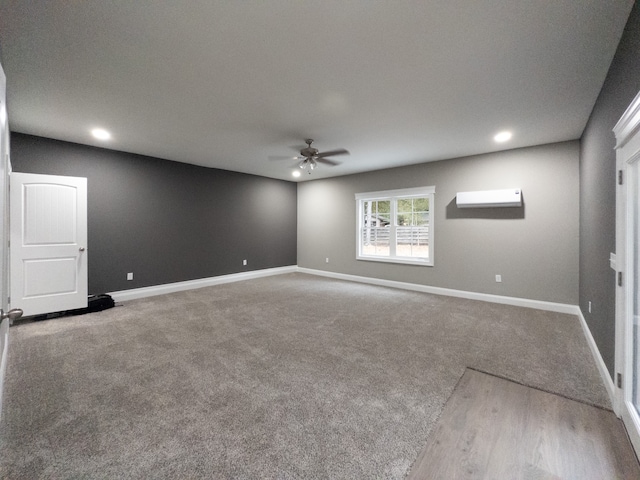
left=494, top=131, right=512, bottom=143
left=292, top=170, right=301, bottom=178
left=91, top=128, right=111, bottom=140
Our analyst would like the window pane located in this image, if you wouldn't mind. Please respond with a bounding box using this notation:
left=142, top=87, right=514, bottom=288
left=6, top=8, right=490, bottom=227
left=362, top=199, right=391, bottom=256
left=397, top=197, right=429, bottom=227
left=361, top=227, right=390, bottom=256
left=413, top=197, right=429, bottom=212
left=396, top=226, right=429, bottom=258
left=415, top=212, right=429, bottom=226
left=363, top=200, right=391, bottom=227
left=397, top=198, right=411, bottom=226
left=397, top=198, right=412, bottom=212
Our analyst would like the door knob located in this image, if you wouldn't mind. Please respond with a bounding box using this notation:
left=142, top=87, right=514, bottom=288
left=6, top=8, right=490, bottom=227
left=79, top=247, right=85, bottom=252
left=1, top=308, right=23, bottom=322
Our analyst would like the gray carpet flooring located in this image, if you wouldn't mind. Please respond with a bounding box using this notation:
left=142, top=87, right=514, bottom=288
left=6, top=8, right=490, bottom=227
left=0, top=273, right=610, bottom=479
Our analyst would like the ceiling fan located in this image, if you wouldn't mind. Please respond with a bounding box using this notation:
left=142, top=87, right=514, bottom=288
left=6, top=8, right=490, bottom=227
left=270, top=139, right=349, bottom=174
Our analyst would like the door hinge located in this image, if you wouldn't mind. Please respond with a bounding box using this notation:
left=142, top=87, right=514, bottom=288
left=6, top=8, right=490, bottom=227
left=618, top=271, right=623, bottom=287
left=618, top=169, right=624, bottom=185
left=617, top=373, right=623, bottom=389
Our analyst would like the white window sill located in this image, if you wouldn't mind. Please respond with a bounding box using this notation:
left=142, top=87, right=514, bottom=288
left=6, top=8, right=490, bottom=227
left=356, top=255, right=433, bottom=267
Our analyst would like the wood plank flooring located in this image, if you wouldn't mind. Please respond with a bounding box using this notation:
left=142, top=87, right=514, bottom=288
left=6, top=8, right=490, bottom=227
left=408, top=369, right=640, bottom=480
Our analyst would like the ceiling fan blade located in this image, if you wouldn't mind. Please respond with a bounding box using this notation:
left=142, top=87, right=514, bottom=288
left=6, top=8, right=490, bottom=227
left=316, top=157, right=341, bottom=166
left=316, top=148, right=349, bottom=158
left=268, top=155, right=300, bottom=161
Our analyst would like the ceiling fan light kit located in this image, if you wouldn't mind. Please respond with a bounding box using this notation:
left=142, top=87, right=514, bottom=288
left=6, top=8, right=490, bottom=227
left=299, top=158, right=316, bottom=173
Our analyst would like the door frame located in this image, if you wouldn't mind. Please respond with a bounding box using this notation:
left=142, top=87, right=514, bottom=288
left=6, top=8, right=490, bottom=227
left=0, top=58, right=10, bottom=419
left=0, top=60, right=8, bottom=314
left=613, top=89, right=640, bottom=455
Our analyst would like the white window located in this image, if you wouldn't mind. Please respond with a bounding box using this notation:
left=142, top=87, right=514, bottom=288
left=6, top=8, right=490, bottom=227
left=356, top=186, right=434, bottom=266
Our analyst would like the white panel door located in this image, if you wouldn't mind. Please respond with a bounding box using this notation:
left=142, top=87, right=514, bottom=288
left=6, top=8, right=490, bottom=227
left=10, top=173, right=87, bottom=316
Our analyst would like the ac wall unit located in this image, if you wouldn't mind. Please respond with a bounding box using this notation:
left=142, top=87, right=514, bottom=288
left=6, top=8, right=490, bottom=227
left=456, top=188, right=522, bottom=208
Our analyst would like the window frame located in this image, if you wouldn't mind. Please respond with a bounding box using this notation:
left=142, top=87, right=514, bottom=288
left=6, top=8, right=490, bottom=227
left=355, top=185, right=435, bottom=266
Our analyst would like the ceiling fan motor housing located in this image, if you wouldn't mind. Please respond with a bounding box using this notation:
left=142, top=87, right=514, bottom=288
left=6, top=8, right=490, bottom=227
left=301, top=139, right=318, bottom=158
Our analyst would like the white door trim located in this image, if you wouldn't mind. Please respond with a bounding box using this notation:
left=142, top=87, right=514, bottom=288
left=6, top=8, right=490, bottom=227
left=0, top=56, right=10, bottom=420
left=613, top=89, right=640, bottom=456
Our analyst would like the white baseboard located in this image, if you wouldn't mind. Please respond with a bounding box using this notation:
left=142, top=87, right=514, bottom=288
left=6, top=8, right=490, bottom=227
left=110, top=265, right=579, bottom=314
left=576, top=308, right=616, bottom=407
left=298, top=268, right=578, bottom=314
left=109, top=265, right=298, bottom=302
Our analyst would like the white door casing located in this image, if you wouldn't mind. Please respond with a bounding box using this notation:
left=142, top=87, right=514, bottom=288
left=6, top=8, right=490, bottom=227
left=10, top=172, right=88, bottom=317
left=0, top=61, right=8, bottom=316
left=0, top=56, right=10, bottom=420
left=613, top=89, right=640, bottom=457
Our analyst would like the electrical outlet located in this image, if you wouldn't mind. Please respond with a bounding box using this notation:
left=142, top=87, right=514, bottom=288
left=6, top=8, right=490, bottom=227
left=495, top=274, right=502, bottom=283
left=127, top=272, right=133, bottom=281
left=325, top=257, right=329, bottom=263
left=243, top=259, right=247, bottom=266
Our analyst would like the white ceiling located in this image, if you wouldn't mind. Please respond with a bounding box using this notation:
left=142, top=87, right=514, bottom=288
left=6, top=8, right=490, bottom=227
left=0, top=1, right=634, bottom=182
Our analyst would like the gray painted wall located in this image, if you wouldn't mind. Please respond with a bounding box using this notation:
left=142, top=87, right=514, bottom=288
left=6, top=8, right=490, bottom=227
left=298, top=141, right=579, bottom=305
left=10, top=133, right=297, bottom=294
left=579, top=1, right=640, bottom=379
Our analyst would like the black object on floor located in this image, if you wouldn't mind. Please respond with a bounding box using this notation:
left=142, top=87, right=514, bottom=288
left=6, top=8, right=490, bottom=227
left=27, top=294, right=116, bottom=322
left=67, top=294, right=115, bottom=315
